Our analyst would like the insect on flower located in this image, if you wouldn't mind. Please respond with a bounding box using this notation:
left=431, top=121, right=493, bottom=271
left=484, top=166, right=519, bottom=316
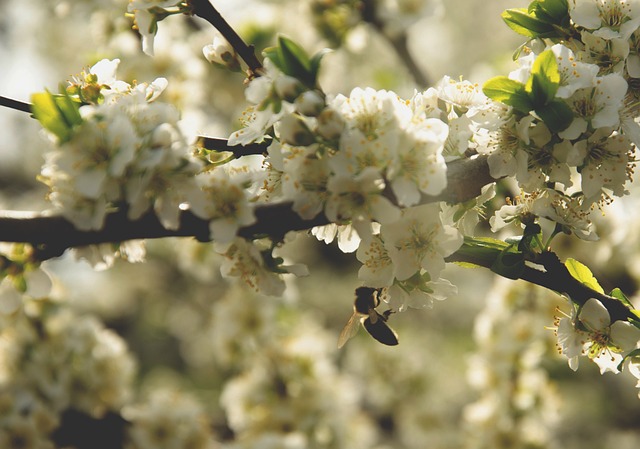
left=338, top=286, right=399, bottom=348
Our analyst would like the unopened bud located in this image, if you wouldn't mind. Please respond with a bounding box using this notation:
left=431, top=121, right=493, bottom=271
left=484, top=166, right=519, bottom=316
left=316, top=107, right=344, bottom=140
left=274, top=75, right=305, bottom=102
left=295, top=90, right=325, bottom=116
left=279, top=114, right=316, bottom=146
left=203, top=36, right=241, bottom=72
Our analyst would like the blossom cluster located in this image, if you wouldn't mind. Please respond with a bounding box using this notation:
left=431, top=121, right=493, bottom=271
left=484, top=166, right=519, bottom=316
left=40, top=59, right=203, bottom=231
left=225, top=53, right=515, bottom=307
left=484, top=4, right=640, bottom=240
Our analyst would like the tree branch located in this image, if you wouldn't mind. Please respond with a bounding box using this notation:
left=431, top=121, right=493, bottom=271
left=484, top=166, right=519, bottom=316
left=447, top=246, right=636, bottom=322
left=0, top=156, right=493, bottom=260
left=189, top=0, right=263, bottom=76
left=0, top=95, right=32, bottom=113
left=360, top=0, right=431, bottom=88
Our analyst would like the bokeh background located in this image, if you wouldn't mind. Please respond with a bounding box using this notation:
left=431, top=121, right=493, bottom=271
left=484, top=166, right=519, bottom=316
left=2, top=0, right=640, bottom=448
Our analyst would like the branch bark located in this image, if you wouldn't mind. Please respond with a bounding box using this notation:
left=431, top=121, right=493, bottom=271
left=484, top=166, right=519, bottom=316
left=0, top=155, right=493, bottom=260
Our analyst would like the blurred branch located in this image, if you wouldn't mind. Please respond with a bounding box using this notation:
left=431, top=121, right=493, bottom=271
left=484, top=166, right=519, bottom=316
left=0, top=156, right=493, bottom=260
left=360, top=0, right=431, bottom=88
left=190, top=0, right=263, bottom=77
left=0, top=95, right=32, bottom=113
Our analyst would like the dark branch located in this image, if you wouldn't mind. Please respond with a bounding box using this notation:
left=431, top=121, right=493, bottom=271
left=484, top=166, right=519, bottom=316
left=189, top=0, right=263, bottom=76
left=197, top=135, right=270, bottom=158
left=0, top=95, right=32, bottom=113
left=447, top=247, right=636, bottom=323
left=0, top=156, right=493, bottom=260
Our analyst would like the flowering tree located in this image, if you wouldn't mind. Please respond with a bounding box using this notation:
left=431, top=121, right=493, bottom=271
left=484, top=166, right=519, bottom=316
left=2, top=0, right=640, bottom=447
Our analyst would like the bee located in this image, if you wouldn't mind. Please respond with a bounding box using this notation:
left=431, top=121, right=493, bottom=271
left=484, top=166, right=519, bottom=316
left=338, top=287, right=399, bottom=348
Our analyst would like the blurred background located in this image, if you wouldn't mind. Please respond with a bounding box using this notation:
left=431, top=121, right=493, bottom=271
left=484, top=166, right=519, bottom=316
left=2, top=0, right=640, bottom=448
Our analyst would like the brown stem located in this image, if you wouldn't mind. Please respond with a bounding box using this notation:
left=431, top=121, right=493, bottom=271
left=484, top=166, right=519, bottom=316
left=0, top=156, right=493, bottom=260
left=0, top=95, right=32, bottom=113
left=446, top=249, right=636, bottom=322
left=189, top=0, right=263, bottom=76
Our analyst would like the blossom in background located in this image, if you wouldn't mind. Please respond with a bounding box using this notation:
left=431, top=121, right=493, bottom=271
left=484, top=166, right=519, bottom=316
left=124, top=389, right=212, bottom=449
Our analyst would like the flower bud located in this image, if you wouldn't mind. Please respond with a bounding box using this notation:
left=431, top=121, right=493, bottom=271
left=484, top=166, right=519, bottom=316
left=316, top=107, right=345, bottom=140
left=203, top=36, right=241, bottom=72
left=294, top=90, right=325, bottom=116
left=278, top=114, right=316, bottom=146
left=274, top=75, right=305, bottom=102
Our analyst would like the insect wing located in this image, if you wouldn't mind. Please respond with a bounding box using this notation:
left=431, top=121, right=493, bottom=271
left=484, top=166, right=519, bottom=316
left=362, top=313, right=399, bottom=346
left=338, top=313, right=362, bottom=348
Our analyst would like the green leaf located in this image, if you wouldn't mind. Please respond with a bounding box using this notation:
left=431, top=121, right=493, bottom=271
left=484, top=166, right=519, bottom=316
left=565, top=258, right=604, bottom=294
left=534, top=99, right=573, bottom=132
left=483, top=76, right=534, bottom=113
left=263, top=45, right=284, bottom=70
left=610, top=288, right=635, bottom=308
left=536, top=0, right=569, bottom=20
left=277, top=35, right=315, bottom=86
left=502, top=8, right=556, bottom=38
left=526, top=49, right=560, bottom=106
left=309, top=48, right=331, bottom=87
left=30, top=90, right=82, bottom=143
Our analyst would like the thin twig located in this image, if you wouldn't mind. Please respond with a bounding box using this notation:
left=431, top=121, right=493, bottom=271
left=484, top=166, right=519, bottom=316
left=197, top=136, right=269, bottom=157
left=360, top=0, right=431, bottom=88
left=0, top=95, right=32, bottom=113
left=189, top=0, right=263, bottom=76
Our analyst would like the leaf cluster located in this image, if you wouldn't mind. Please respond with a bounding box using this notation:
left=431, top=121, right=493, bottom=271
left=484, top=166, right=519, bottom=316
left=483, top=49, right=573, bottom=132
left=263, top=35, right=329, bottom=88
left=502, top=0, right=570, bottom=39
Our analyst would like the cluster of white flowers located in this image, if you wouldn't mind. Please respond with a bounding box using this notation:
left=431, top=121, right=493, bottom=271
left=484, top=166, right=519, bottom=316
left=123, top=389, right=215, bottom=449
left=41, top=59, right=203, bottom=232
left=229, top=58, right=512, bottom=306
left=483, top=35, right=640, bottom=238
left=463, top=278, right=561, bottom=448
left=0, top=298, right=136, bottom=418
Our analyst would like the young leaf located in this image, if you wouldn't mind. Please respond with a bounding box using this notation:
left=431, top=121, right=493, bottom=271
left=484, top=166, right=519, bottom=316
left=483, top=76, right=534, bottom=113
left=534, top=99, right=573, bottom=132
left=309, top=48, right=331, bottom=87
left=502, top=8, right=556, bottom=38
left=609, top=287, right=635, bottom=308
left=536, top=0, right=569, bottom=20
left=526, top=49, right=560, bottom=106
left=565, top=258, right=604, bottom=294
left=31, top=91, right=76, bottom=143
left=277, top=35, right=315, bottom=86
